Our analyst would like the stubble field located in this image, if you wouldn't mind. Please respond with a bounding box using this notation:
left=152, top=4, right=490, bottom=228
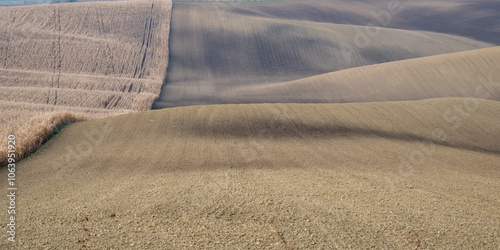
left=0, top=0, right=172, bottom=165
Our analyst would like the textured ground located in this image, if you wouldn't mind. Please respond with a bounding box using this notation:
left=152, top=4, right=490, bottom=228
left=2, top=98, right=500, bottom=249
left=172, top=0, right=500, bottom=45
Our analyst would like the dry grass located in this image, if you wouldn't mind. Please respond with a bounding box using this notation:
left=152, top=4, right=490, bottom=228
left=0, top=0, right=171, bottom=109
left=0, top=112, right=88, bottom=166
left=0, top=0, right=171, bottom=80
left=0, top=101, right=127, bottom=166
left=0, top=0, right=172, bottom=166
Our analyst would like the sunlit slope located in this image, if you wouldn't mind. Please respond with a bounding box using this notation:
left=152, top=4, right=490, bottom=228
left=7, top=98, right=500, bottom=248
left=225, top=47, right=500, bottom=104
left=0, top=0, right=171, bottom=110
left=25, top=98, right=500, bottom=168
left=154, top=2, right=492, bottom=108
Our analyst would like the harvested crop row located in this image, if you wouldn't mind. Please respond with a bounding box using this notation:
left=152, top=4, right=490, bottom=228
left=0, top=87, right=139, bottom=109
left=0, top=0, right=170, bottom=79
left=0, top=69, right=155, bottom=93
left=0, top=0, right=172, bottom=166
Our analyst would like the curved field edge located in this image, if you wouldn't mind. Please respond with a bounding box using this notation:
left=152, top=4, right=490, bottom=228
left=4, top=97, right=499, bottom=167
left=0, top=0, right=173, bottom=166
left=23, top=98, right=500, bottom=171
left=223, top=47, right=500, bottom=104
left=0, top=112, right=87, bottom=167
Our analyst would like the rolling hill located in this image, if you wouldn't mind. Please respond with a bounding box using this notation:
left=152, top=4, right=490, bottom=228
left=223, top=46, right=500, bottom=104
left=153, top=1, right=494, bottom=108
left=172, top=0, right=500, bottom=45
left=3, top=98, right=500, bottom=248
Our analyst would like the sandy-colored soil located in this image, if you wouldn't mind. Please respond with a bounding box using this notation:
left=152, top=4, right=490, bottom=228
left=2, top=98, right=499, bottom=249
left=153, top=1, right=493, bottom=108
left=224, top=47, right=500, bottom=104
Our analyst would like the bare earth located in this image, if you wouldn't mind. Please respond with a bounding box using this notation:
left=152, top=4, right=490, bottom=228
left=1, top=98, right=500, bottom=249
left=224, top=47, right=500, bottom=104
left=173, top=0, right=500, bottom=45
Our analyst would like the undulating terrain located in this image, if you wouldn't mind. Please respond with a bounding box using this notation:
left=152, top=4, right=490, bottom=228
left=153, top=0, right=497, bottom=108
left=172, top=0, right=500, bottom=45
left=1, top=0, right=500, bottom=249
left=223, top=47, right=500, bottom=104
left=0, top=0, right=171, bottom=165
left=3, top=98, right=500, bottom=248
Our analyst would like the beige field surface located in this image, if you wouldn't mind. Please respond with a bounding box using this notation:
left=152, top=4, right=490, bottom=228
left=0, top=0, right=171, bottom=109
left=0, top=0, right=172, bottom=165
left=224, top=47, right=500, bottom=104
left=154, top=2, right=493, bottom=108
left=2, top=98, right=499, bottom=249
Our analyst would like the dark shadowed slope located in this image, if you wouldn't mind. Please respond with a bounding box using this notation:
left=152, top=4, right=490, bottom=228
left=173, top=0, right=500, bottom=45
left=153, top=1, right=493, bottom=108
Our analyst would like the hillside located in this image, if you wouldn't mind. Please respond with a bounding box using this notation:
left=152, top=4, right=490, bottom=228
left=223, top=46, right=500, bottom=104
left=0, top=0, right=171, bottom=110
left=153, top=2, right=493, bottom=108
left=172, top=0, right=500, bottom=45
left=0, top=0, right=172, bottom=165
left=4, top=98, right=500, bottom=248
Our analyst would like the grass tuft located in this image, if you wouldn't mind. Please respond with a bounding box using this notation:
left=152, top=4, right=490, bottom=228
left=0, top=112, right=88, bottom=167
